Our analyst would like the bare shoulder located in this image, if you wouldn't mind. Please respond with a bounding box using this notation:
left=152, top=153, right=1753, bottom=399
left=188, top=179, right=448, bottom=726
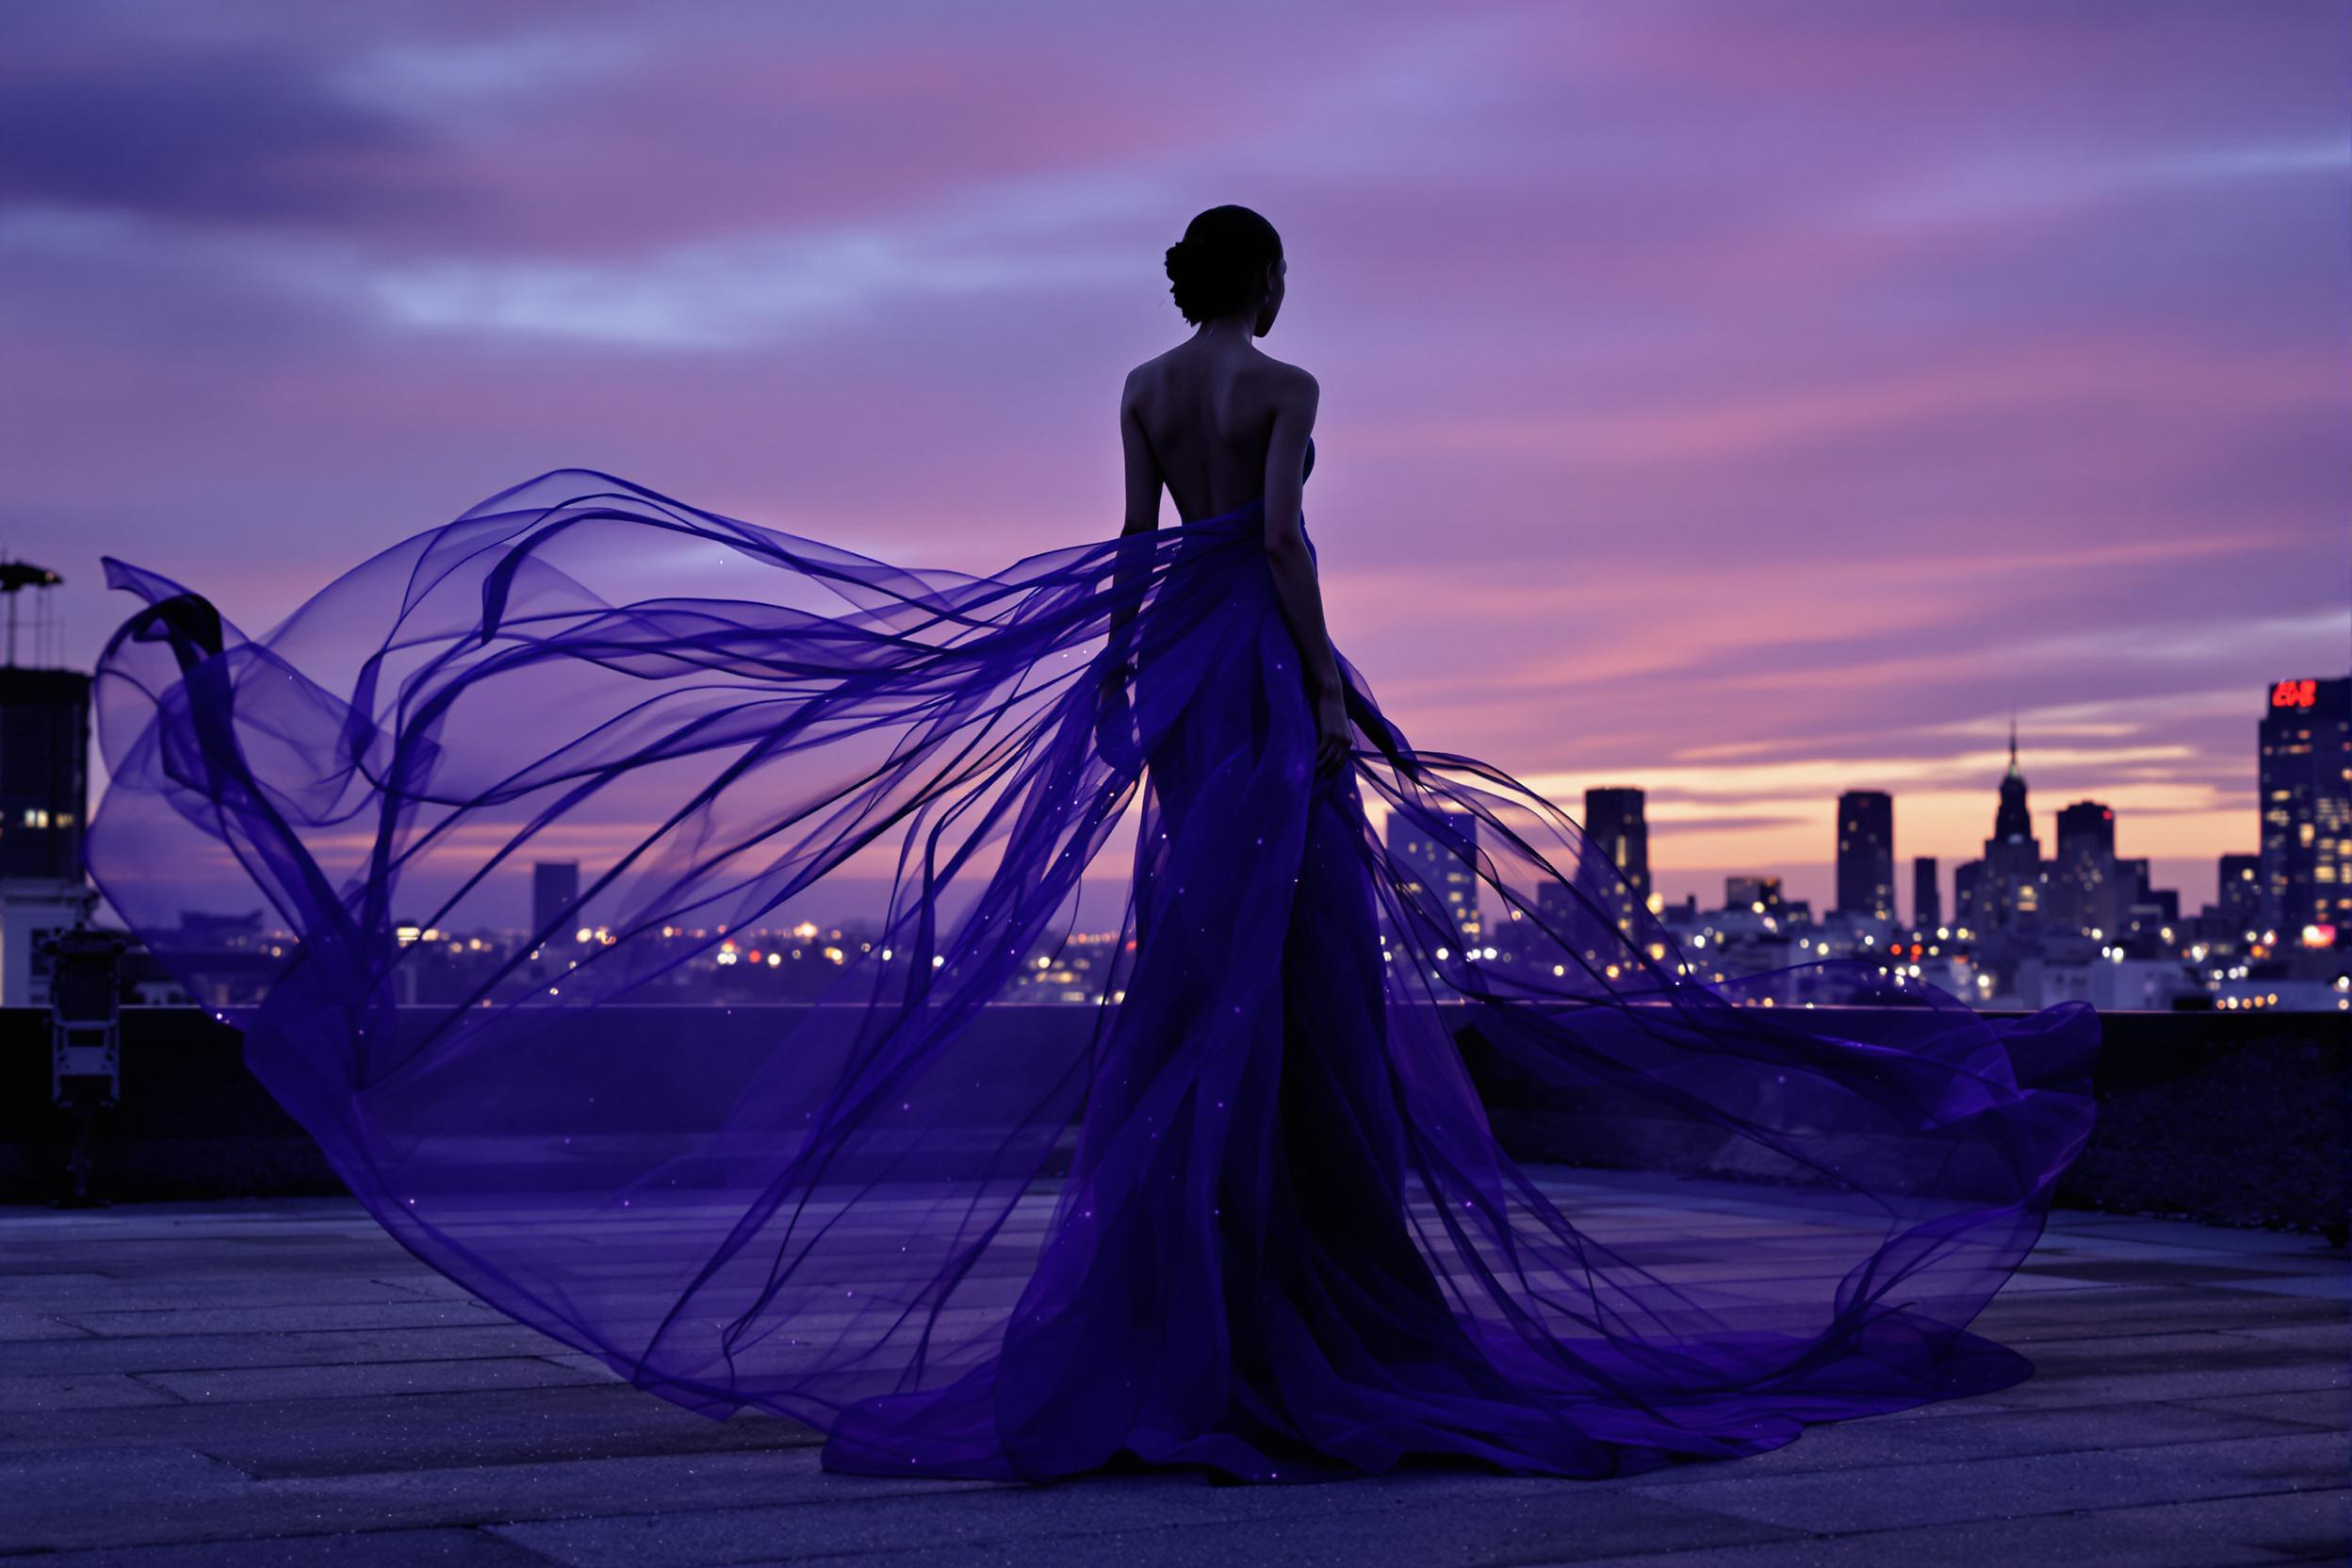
left=1258, top=353, right=1318, bottom=414
left=1246, top=345, right=1315, bottom=392
left=1121, top=349, right=1175, bottom=401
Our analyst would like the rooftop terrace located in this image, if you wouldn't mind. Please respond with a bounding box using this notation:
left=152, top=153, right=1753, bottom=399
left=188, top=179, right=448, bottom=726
left=2, top=1172, right=2344, bottom=1567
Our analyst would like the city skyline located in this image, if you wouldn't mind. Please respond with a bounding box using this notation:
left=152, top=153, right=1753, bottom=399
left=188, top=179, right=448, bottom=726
left=36, top=678, right=2341, bottom=933
left=39, top=668, right=2337, bottom=1016
left=349, top=685, right=2352, bottom=935
left=3, top=3, right=2345, bottom=910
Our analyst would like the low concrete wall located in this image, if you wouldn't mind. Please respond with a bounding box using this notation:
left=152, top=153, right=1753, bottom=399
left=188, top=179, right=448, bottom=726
left=4, top=1004, right=2344, bottom=1235
left=1457, top=1007, right=2349, bottom=1239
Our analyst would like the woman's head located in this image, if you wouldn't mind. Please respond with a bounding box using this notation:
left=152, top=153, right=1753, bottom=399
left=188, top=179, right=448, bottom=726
left=1165, top=205, right=1284, bottom=334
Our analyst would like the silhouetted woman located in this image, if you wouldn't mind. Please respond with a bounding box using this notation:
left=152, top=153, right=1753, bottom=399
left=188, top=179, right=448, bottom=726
left=88, top=203, right=2099, bottom=1486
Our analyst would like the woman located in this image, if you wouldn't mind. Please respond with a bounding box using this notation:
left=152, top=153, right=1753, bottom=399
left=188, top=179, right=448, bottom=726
left=86, top=204, right=2099, bottom=1486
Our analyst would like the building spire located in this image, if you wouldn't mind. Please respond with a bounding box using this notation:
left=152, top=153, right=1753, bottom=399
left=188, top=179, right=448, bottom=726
left=2005, top=710, right=2019, bottom=779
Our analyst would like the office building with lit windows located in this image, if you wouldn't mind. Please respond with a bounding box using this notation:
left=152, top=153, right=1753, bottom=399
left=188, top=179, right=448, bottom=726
left=2258, top=675, right=2351, bottom=939
left=1582, top=786, right=1649, bottom=937
left=0, top=665, right=96, bottom=1005
left=2050, top=800, right=2123, bottom=936
left=1834, top=790, right=1894, bottom=923
left=1912, top=856, right=1940, bottom=931
left=1978, top=720, right=2044, bottom=929
left=1387, top=807, right=1480, bottom=942
left=2216, top=852, right=2262, bottom=934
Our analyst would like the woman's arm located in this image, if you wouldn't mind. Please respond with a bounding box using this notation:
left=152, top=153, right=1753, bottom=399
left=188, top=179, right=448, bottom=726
left=1260, top=371, right=1349, bottom=774
left=1103, top=369, right=1162, bottom=681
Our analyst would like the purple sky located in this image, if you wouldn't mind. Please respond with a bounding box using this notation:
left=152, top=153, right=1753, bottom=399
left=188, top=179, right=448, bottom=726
left=6, top=0, right=2346, bottom=914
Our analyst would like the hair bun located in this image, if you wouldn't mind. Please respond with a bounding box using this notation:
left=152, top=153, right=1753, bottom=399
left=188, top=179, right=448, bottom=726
left=1162, top=206, right=1282, bottom=327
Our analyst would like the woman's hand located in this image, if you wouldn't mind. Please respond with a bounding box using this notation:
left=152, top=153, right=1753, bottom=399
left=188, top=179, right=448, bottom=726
left=1094, top=659, right=1143, bottom=781
left=1313, top=682, right=1350, bottom=776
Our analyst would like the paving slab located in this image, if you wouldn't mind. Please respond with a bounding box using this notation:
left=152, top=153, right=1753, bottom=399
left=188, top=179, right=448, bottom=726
left=0, top=1322, right=577, bottom=1377
left=8, top=1528, right=556, bottom=1567
left=1622, top=1430, right=2345, bottom=1532
left=2180, top=1387, right=2349, bottom=1430
left=45, top=1298, right=521, bottom=1338
left=1529, top=1489, right=2352, bottom=1568
left=490, top=1465, right=1796, bottom=1568
left=0, top=1182, right=2343, bottom=1567
left=0, top=1369, right=187, bottom=1412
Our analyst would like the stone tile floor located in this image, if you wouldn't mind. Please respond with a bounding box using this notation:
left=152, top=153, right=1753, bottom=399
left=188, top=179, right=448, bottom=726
left=0, top=1175, right=2344, bottom=1567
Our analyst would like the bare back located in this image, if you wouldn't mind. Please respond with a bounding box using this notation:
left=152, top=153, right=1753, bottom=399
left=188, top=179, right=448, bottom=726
left=1121, top=341, right=1314, bottom=526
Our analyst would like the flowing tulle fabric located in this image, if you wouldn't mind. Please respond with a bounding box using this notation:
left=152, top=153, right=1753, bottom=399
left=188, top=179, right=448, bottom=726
left=86, top=443, right=2099, bottom=1484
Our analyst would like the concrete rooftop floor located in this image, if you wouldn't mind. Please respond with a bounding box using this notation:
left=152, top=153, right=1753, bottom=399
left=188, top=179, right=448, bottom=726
left=1, top=1173, right=2345, bottom=1568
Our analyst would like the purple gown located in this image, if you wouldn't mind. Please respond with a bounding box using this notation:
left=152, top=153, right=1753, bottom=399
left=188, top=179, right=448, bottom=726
left=86, top=437, right=2099, bottom=1483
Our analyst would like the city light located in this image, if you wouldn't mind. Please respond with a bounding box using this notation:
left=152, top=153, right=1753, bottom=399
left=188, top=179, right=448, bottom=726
left=74, top=678, right=2344, bottom=1017
left=2272, top=678, right=2319, bottom=709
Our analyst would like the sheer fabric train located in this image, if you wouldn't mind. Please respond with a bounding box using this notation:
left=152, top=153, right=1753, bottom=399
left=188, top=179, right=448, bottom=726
left=86, top=443, right=2099, bottom=1482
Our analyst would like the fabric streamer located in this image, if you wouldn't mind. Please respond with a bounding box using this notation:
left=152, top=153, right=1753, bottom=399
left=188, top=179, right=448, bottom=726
left=86, top=440, right=2099, bottom=1482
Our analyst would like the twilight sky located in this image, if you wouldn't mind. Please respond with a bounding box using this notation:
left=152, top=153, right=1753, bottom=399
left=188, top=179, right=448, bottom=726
left=5, top=0, right=2346, bottom=915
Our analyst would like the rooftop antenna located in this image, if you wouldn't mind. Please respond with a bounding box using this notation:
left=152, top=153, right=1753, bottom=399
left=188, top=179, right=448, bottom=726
left=0, top=561, right=63, bottom=668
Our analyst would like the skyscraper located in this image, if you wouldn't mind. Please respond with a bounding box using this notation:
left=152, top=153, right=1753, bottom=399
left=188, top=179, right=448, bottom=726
left=2102, top=854, right=2177, bottom=936
left=531, top=860, right=581, bottom=942
left=1388, top=808, right=1480, bottom=942
left=1834, top=791, right=1894, bottom=923
left=1581, top=786, right=1649, bottom=937
left=2216, top=852, right=2262, bottom=934
left=2258, top=675, right=2351, bottom=938
left=1980, top=718, right=2043, bottom=928
left=0, top=666, right=88, bottom=880
left=1913, top=856, right=1940, bottom=930
left=1952, top=859, right=1985, bottom=932
left=2050, top=800, right=2122, bottom=936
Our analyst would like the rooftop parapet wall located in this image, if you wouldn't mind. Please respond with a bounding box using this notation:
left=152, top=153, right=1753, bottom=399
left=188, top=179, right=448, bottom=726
left=3, top=1004, right=2344, bottom=1235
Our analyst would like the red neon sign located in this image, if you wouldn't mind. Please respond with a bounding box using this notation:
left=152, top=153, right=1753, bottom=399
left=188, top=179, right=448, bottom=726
left=2271, top=678, right=2318, bottom=710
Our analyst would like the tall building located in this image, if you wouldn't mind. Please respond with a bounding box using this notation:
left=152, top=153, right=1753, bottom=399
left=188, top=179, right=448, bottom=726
left=1582, top=786, right=1649, bottom=937
left=0, top=664, right=96, bottom=1005
left=2258, top=675, right=2351, bottom=938
left=0, top=667, right=88, bottom=880
left=2216, top=852, right=2262, bottom=935
left=1979, top=718, right=2044, bottom=929
left=531, top=860, right=581, bottom=941
left=1913, top=856, right=1941, bottom=930
left=2050, top=799, right=2123, bottom=936
left=1834, top=791, right=1894, bottom=922
left=2110, top=855, right=2177, bottom=933
left=1388, top=808, right=1480, bottom=942
left=1952, top=858, right=1986, bottom=932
